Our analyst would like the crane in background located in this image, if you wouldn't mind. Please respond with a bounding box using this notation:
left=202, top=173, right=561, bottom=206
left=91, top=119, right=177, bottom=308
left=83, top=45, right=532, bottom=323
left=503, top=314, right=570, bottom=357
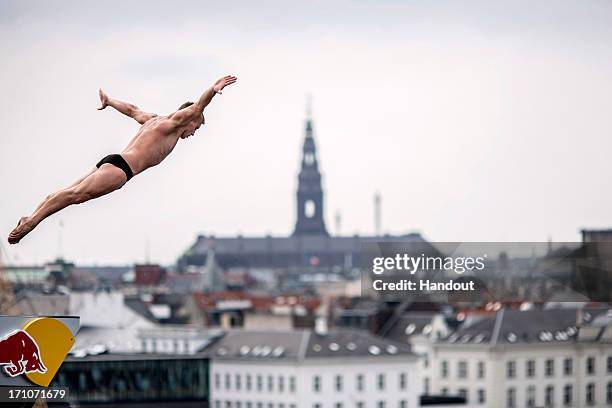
left=0, top=241, right=19, bottom=314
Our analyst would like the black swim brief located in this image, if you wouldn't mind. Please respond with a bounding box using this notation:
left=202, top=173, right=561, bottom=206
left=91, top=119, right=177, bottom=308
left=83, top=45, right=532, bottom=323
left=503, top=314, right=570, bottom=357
left=96, top=154, right=134, bottom=181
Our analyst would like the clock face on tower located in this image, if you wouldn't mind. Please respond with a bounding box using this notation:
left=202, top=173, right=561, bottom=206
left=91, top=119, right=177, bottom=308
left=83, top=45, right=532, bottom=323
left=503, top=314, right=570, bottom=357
left=304, top=152, right=315, bottom=166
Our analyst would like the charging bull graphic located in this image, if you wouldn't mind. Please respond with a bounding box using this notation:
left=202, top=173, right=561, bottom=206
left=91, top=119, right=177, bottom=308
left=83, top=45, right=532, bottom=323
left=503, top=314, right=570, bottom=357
left=0, top=330, right=47, bottom=377
left=0, top=316, right=78, bottom=387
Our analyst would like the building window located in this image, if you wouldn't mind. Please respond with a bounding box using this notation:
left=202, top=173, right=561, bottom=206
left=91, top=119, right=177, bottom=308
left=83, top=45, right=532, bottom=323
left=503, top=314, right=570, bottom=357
left=545, top=359, right=555, bottom=377
left=236, top=374, right=241, bottom=391
left=506, top=361, right=516, bottom=379
left=267, top=403, right=273, bottom=408
left=607, top=382, right=612, bottom=404
left=247, top=403, right=252, bottom=408
left=545, top=385, right=554, bottom=407
left=335, top=375, right=343, bottom=392
left=526, top=385, right=536, bottom=408
left=246, top=374, right=252, bottom=391
left=586, top=356, right=595, bottom=375
left=267, top=375, right=274, bottom=392
left=477, top=361, right=485, bottom=379
left=478, top=389, right=486, bottom=404
left=237, top=402, right=242, bottom=408
left=423, top=377, right=430, bottom=394
left=357, top=374, right=364, bottom=392
left=563, top=358, right=573, bottom=376
left=257, top=403, right=263, bottom=408
left=335, top=403, right=343, bottom=408
left=458, top=388, right=467, bottom=402
left=257, top=375, right=263, bottom=392
left=399, top=401, right=407, bottom=408
left=356, top=402, right=364, bottom=408
left=215, top=401, right=221, bottom=408
left=215, top=373, right=221, bottom=389
left=377, top=374, right=385, bottom=391
left=526, top=360, right=535, bottom=378
left=441, top=387, right=448, bottom=395
left=506, top=387, right=516, bottom=408
left=225, top=402, right=232, bottom=408
left=399, top=373, right=407, bottom=390
left=563, top=384, right=573, bottom=407
left=290, top=376, right=296, bottom=393
left=377, top=402, right=385, bottom=408
left=458, top=361, right=468, bottom=379
left=586, top=382, right=595, bottom=406
left=313, top=375, right=321, bottom=392
left=441, top=361, right=448, bottom=378
left=278, top=376, right=284, bottom=393
left=225, top=373, right=231, bottom=390
left=607, top=356, right=612, bottom=374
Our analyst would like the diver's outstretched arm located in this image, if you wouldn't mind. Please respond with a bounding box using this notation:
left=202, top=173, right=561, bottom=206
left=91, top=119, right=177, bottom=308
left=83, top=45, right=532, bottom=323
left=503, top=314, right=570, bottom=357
left=194, top=75, right=238, bottom=113
left=170, top=75, right=237, bottom=126
left=97, top=89, right=157, bottom=125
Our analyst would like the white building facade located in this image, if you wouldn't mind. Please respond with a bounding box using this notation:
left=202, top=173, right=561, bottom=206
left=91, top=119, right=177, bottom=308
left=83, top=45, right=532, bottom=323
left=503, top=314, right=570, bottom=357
left=427, top=308, right=612, bottom=408
left=208, top=329, right=419, bottom=408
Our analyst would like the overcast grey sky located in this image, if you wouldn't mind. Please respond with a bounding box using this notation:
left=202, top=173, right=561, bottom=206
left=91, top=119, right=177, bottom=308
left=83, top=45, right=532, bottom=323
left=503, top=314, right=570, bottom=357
left=1, top=0, right=612, bottom=265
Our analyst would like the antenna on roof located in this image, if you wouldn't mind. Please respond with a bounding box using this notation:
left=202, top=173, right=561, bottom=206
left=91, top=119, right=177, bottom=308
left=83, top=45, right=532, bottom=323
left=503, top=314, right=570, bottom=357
left=145, top=237, right=151, bottom=264
left=335, top=211, right=342, bottom=236
left=57, top=219, right=64, bottom=260
left=374, top=192, right=382, bottom=237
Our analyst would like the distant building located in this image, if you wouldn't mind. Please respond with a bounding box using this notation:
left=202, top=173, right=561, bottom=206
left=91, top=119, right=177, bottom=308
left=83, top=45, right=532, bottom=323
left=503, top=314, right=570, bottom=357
left=135, top=264, right=167, bottom=286
left=178, top=112, right=433, bottom=275
left=53, top=353, right=210, bottom=407
left=3, top=264, right=48, bottom=285
left=428, top=307, right=612, bottom=408
left=187, top=291, right=321, bottom=330
left=205, top=329, right=419, bottom=408
left=16, top=291, right=69, bottom=315
left=70, top=290, right=220, bottom=356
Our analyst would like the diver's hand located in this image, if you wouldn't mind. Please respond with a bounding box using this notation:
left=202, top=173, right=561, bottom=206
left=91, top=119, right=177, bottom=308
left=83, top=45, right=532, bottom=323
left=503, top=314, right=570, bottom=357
left=213, top=75, right=237, bottom=94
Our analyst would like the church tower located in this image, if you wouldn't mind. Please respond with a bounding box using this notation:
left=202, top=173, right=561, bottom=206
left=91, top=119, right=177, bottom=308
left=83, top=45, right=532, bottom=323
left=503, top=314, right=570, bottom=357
left=293, top=102, right=329, bottom=236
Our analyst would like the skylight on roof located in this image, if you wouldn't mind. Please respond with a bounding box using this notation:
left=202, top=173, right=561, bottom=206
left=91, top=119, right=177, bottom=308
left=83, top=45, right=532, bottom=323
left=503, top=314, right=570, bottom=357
left=386, top=345, right=398, bottom=354
left=368, top=345, right=381, bottom=355
left=473, top=334, right=486, bottom=343
left=539, top=331, right=553, bottom=342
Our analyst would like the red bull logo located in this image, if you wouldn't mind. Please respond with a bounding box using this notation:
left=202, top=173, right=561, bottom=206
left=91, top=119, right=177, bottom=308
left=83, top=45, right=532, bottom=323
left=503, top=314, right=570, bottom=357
left=0, top=316, right=78, bottom=386
left=0, top=330, right=47, bottom=377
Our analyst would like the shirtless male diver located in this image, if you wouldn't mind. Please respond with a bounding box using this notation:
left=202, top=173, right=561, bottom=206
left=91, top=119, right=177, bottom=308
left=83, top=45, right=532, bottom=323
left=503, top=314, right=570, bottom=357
left=8, top=75, right=238, bottom=244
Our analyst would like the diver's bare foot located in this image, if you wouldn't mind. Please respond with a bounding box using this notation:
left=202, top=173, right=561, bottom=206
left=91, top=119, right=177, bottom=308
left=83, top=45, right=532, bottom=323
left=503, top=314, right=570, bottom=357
left=8, top=216, right=34, bottom=244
